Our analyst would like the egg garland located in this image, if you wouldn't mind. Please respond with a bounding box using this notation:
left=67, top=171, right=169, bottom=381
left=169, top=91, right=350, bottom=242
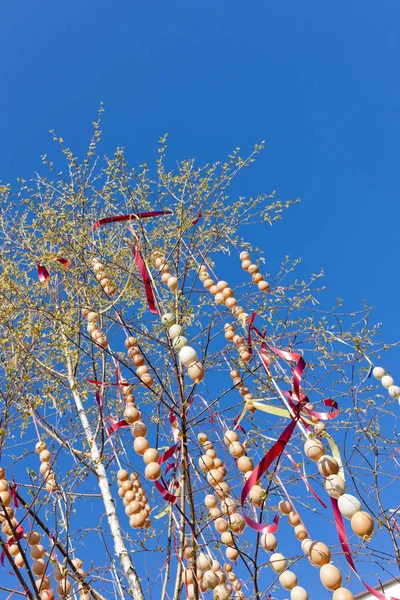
left=35, top=440, right=58, bottom=494
left=92, top=257, right=118, bottom=296
left=228, top=368, right=256, bottom=413
left=198, top=265, right=250, bottom=326
left=372, top=366, right=400, bottom=401
left=82, top=309, right=108, bottom=349
left=125, top=336, right=154, bottom=388
left=160, top=312, right=204, bottom=384
left=152, top=252, right=180, bottom=292
left=117, top=470, right=152, bottom=530
left=225, top=323, right=250, bottom=364
left=239, top=251, right=270, bottom=292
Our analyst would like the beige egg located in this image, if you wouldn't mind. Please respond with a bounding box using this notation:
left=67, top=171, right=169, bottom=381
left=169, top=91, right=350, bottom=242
left=212, top=584, right=232, bottom=600
left=220, top=497, right=237, bottom=515
left=288, top=511, right=301, bottom=527
left=258, top=280, right=270, bottom=291
left=332, top=588, right=355, bottom=600
left=205, top=494, right=217, bottom=508
left=237, top=456, right=254, bottom=473
left=0, top=479, right=9, bottom=492
left=143, top=448, right=160, bottom=465
left=203, top=279, right=215, bottom=289
left=117, top=469, right=129, bottom=481
left=351, top=511, right=374, bottom=539
left=36, top=575, right=51, bottom=590
left=279, top=570, right=298, bottom=590
left=131, top=421, right=148, bottom=438
left=221, top=531, right=235, bottom=547
left=32, top=559, right=46, bottom=576
left=140, top=373, right=154, bottom=386
left=30, top=544, right=46, bottom=560
left=278, top=499, right=292, bottom=514
left=270, top=553, right=287, bottom=573
left=320, top=563, right=342, bottom=590
left=241, top=259, right=251, bottom=270
left=240, top=251, right=250, bottom=261
left=56, top=579, right=72, bottom=596
left=214, top=570, right=226, bottom=583
left=133, top=436, right=150, bottom=455
left=225, top=297, right=238, bottom=309
left=225, top=547, right=239, bottom=561
left=40, top=449, right=52, bottom=463
left=381, top=375, right=394, bottom=389
left=203, top=569, right=220, bottom=590
left=14, top=553, right=25, bottom=569
left=260, top=533, right=278, bottom=552
left=145, top=462, right=162, bottom=481
left=301, top=538, right=313, bottom=554
left=304, top=438, right=325, bottom=461
left=229, top=513, right=245, bottom=533
left=325, top=474, right=346, bottom=498
left=0, top=491, right=11, bottom=507
left=124, top=405, right=141, bottom=424
left=294, top=525, right=308, bottom=541
left=179, top=346, right=198, bottom=367
left=229, top=442, right=245, bottom=458
left=182, top=567, right=193, bottom=583
left=215, top=518, right=229, bottom=533
left=167, top=276, right=178, bottom=291
left=129, top=512, right=146, bottom=528
left=207, top=469, right=224, bottom=486
left=27, top=531, right=41, bottom=546
left=210, top=509, right=222, bottom=520
left=309, top=541, right=331, bottom=566
left=290, top=586, right=309, bottom=600
left=214, top=482, right=231, bottom=499
left=187, top=361, right=204, bottom=383
left=317, top=455, right=339, bottom=477
left=197, top=552, right=213, bottom=571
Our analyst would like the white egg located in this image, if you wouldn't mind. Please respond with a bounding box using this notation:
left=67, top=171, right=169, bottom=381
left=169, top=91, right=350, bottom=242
left=161, top=313, right=176, bottom=326
left=389, top=385, right=400, bottom=399
left=337, top=494, right=362, bottom=520
left=324, top=475, right=346, bottom=499
left=372, top=366, right=386, bottom=380
left=169, top=324, right=183, bottom=339
left=179, top=346, right=198, bottom=367
left=173, top=336, right=189, bottom=352
left=381, top=375, right=394, bottom=389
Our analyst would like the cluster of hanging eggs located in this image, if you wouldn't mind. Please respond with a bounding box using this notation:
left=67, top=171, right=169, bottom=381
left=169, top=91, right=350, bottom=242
left=82, top=309, right=108, bottom=349
left=373, top=366, right=400, bottom=401
left=161, top=312, right=204, bottom=383
left=35, top=440, right=58, bottom=493
left=239, top=251, right=270, bottom=292
left=23, top=530, right=53, bottom=600
left=125, top=335, right=154, bottom=387
left=224, top=324, right=250, bottom=363
left=56, top=558, right=89, bottom=600
left=119, top=373, right=143, bottom=428
left=304, top=435, right=374, bottom=541
left=228, top=367, right=255, bottom=412
left=153, top=252, right=179, bottom=293
left=117, top=470, right=152, bottom=529
left=92, top=257, right=117, bottom=296
left=198, top=265, right=249, bottom=325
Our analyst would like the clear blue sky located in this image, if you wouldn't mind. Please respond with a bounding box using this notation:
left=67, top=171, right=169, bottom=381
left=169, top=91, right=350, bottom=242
left=1, top=1, right=399, bottom=597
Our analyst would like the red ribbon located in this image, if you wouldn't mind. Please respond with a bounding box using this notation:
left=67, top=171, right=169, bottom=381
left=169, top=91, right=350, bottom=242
left=93, top=211, right=173, bottom=230
left=331, top=498, right=400, bottom=600
left=132, top=243, right=157, bottom=314
left=106, top=418, right=130, bottom=435
left=37, top=257, right=71, bottom=282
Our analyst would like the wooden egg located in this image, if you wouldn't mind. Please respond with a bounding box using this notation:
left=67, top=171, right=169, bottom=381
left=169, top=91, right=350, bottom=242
left=223, top=430, right=239, bottom=445
left=252, top=273, right=263, bottom=283
left=381, top=375, right=394, bottom=389
left=288, top=511, right=301, bottom=527
left=213, top=584, right=232, bottom=600
left=198, top=432, right=208, bottom=443
left=241, top=260, right=251, bottom=270
left=203, top=569, right=220, bottom=590
left=229, top=442, right=245, bottom=458
left=222, top=287, right=234, bottom=299
left=132, top=354, right=144, bottom=366
left=294, top=525, right=308, bottom=541
left=188, top=361, right=204, bottom=383
left=35, top=441, right=47, bottom=453
left=197, top=552, right=213, bottom=571
left=247, top=264, right=259, bottom=274
left=269, top=553, right=287, bottom=573
left=304, top=438, right=325, bottom=461
left=260, top=533, right=278, bottom=552
left=301, top=538, right=313, bottom=554
left=167, top=276, right=178, bottom=291
left=143, top=448, right=159, bottom=465
left=209, top=285, right=219, bottom=296
left=317, top=455, right=340, bottom=478
left=215, top=518, right=229, bottom=533
left=237, top=456, right=253, bottom=473
left=141, top=372, right=154, bottom=386
left=389, top=385, right=400, bottom=399
left=30, top=544, right=45, bottom=560
left=145, top=462, right=162, bottom=481
left=240, top=251, right=250, bottom=261
left=290, top=586, right=309, bottom=600
left=32, top=559, right=46, bottom=576
left=337, top=494, right=362, bottom=520
left=279, top=570, right=298, bottom=590
left=320, top=563, right=342, bottom=590
left=179, top=346, right=198, bottom=366
left=258, top=281, right=270, bottom=291
left=172, top=336, right=189, bottom=351
left=161, top=313, right=176, bottom=326
left=351, top=511, right=374, bottom=539
left=199, top=455, right=215, bottom=471
left=278, top=500, right=292, bottom=515
left=309, top=541, right=331, bottom=566
left=332, top=588, right=354, bottom=600
left=372, top=366, right=385, bottom=380
left=134, top=436, right=150, bottom=455
left=136, top=365, right=149, bottom=377
left=131, top=421, right=148, bottom=438
left=225, top=547, right=239, bottom=561
left=325, top=474, right=346, bottom=498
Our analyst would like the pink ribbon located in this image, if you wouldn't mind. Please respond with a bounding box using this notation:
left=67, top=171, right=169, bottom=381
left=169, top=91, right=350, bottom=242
left=37, top=257, right=71, bottom=282
left=93, top=210, right=172, bottom=230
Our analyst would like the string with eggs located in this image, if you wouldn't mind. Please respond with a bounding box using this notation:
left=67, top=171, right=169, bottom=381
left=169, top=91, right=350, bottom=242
left=372, top=366, right=400, bottom=403
left=92, top=257, right=118, bottom=296
left=117, top=469, right=152, bottom=530
left=125, top=334, right=155, bottom=388
left=82, top=309, right=108, bottom=349
left=239, top=251, right=270, bottom=293
left=35, top=440, right=58, bottom=494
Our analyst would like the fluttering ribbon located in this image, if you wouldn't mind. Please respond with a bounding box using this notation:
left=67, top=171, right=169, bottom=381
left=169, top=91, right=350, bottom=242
left=154, top=411, right=182, bottom=504
left=93, top=210, right=173, bottom=230
left=132, top=242, right=157, bottom=314
left=106, top=418, right=130, bottom=436
left=37, top=257, right=71, bottom=282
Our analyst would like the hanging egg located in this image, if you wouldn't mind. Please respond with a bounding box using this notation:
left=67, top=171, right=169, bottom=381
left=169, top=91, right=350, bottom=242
left=223, top=430, right=239, bottom=445
left=269, top=553, right=287, bottom=573
left=337, top=494, right=362, bottom=520
left=240, top=252, right=250, bottom=261
left=143, top=448, right=159, bottom=465
left=199, top=455, right=214, bottom=471
left=278, top=500, right=292, bottom=514
left=279, top=570, right=298, bottom=590
left=372, top=366, right=386, bottom=380
left=320, top=563, right=342, bottom=590
left=215, top=518, right=229, bottom=533
left=140, top=373, right=154, bottom=386
left=222, top=287, right=234, bottom=299
left=40, top=450, right=52, bottom=463
left=249, top=485, right=265, bottom=505
left=27, top=531, right=41, bottom=546
left=237, top=456, right=254, bottom=473
left=314, top=422, right=326, bottom=434
left=225, top=547, right=239, bottom=561
left=301, top=538, right=313, bottom=554
left=324, top=475, right=346, bottom=499
left=220, top=497, right=236, bottom=515
left=144, top=462, right=162, bottom=481
left=309, top=541, right=331, bottom=566
left=225, top=297, right=237, bottom=309
left=133, top=437, right=150, bottom=456
left=14, top=553, right=25, bottom=569
left=161, top=313, right=176, bottom=326
left=203, top=569, right=220, bottom=590
left=294, top=525, right=308, bottom=541
left=350, top=511, right=374, bottom=539
left=161, top=272, right=170, bottom=284
left=332, top=588, right=355, bottom=600
left=241, top=260, right=251, bottom=270
left=30, top=545, right=46, bottom=560
left=169, top=324, right=183, bottom=339
left=212, top=584, right=232, bottom=600
left=229, top=513, right=245, bottom=533
left=389, top=385, right=400, bottom=399
left=252, top=273, right=263, bottom=284
left=228, top=442, right=245, bottom=458
left=207, top=469, right=224, bottom=486
left=179, top=346, right=198, bottom=367
left=0, top=491, right=11, bottom=506
left=167, top=276, right=178, bottom=291
left=288, top=511, right=301, bottom=527
left=217, top=281, right=228, bottom=291
left=32, top=559, right=46, bottom=576
left=304, top=438, right=325, bottom=461
left=129, top=512, right=147, bottom=528
left=247, top=264, right=259, bottom=275
left=381, top=375, right=394, bottom=389
left=197, top=552, right=213, bottom=571
left=258, top=281, right=270, bottom=291
left=131, top=421, right=148, bottom=438
left=221, top=531, right=235, bottom=546
left=209, top=285, right=219, bottom=296
left=260, top=533, right=278, bottom=552
left=187, top=361, right=204, bottom=383
left=172, top=336, right=189, bottom=351
left=205, top=494, right=217, bottom=508
left=290, top=586, right=309, bottom=600
left=203, top=279, right=215, bottom=290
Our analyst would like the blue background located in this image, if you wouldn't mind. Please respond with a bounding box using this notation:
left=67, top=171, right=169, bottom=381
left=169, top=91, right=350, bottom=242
left=1, top=1, right=399, bottom=598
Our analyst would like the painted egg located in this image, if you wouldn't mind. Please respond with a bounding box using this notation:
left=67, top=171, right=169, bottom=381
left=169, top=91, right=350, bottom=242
left=179, top=346, right=198, bottom=366
left=320, top=563, right=342, bottom=590
left=290, top=586, right=309, bottom=600
left=172, top=336, right=189, bottom=351
left=169, top=324, right=183, bottom=339
left=337, top=494, right=362, bottom=520
left=279, top=570, right=298, bottom=590
left=351, top=511, right=374, bottom=539
left=372, top=366, right=386, bottom=380
left=161, top=313, right=176, bottom=326
left=324, top=474, right=346, bottom=499
left=269, top=553, right=287, bottom=573
left=381, top=375, right=394, bottom=389
left=260, top=533, right=278, bottom=552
